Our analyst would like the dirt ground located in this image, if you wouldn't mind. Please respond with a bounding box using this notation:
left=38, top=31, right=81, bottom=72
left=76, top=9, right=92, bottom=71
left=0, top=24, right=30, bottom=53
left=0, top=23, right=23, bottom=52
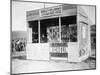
left=11, top=57, right=96, bottom=74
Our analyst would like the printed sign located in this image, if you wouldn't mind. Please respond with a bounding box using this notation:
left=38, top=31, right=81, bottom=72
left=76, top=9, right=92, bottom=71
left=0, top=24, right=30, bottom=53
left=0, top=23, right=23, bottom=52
left=51, top=43, right=67, bottom=47
left=50, top=43, right=68, bottom=57
left=51, top=47, right=67, bottom=53
left=47, top=26, right=60, bottom=42
left=40, top=6, right=62, bottom=17
left=51, top=43, right=67, bottom=53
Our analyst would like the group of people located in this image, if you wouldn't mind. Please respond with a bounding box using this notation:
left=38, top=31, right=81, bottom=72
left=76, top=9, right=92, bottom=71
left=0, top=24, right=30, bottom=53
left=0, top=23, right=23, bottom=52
left=12, top=39, right=26, bottom=53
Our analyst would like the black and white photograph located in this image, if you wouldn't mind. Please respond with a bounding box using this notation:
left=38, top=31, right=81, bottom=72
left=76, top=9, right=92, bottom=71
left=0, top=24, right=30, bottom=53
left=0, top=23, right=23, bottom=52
left=11, top=0, right=96, bottom=74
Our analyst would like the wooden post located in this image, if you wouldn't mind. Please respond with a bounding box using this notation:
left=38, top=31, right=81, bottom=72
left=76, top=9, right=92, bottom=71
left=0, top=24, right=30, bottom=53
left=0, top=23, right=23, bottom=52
left=38, top=20, right=40, bottom=43
left=59, top=17, right=61, bottom=42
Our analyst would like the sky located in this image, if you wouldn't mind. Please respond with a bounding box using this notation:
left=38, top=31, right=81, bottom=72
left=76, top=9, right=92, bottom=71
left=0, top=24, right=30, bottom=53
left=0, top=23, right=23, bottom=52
left=12, top=1, right=95, bottom=31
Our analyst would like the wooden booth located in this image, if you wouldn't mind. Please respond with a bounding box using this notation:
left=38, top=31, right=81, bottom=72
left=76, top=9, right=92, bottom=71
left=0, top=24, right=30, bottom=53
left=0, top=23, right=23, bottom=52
left=26, top=4, right=91, bottom=62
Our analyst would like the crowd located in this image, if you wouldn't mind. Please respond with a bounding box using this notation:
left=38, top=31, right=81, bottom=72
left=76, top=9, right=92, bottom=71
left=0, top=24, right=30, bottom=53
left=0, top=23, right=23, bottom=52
left=12, top=39, right=26, bottom=53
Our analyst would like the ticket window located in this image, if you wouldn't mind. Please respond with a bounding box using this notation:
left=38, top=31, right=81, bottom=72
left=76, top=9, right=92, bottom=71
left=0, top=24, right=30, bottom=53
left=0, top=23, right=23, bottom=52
left=28, top=16, right=77, bottom=44
left=28, top=20, right=39, bottom=43
left=40, top=18, right=59, bottom=43
left=28, top=18, right=59, bottom=43
left=61, top=16, right=77, bottom=42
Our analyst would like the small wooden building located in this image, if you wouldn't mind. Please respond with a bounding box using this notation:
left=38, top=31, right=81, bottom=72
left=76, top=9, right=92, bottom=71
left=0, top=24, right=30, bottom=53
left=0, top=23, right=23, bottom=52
left=26, top=4, right=91, bottom=62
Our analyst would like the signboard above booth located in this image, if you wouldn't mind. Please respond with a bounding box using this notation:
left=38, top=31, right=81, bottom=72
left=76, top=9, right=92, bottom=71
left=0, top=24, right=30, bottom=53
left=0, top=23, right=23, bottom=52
left=27, top=5, right=77, bottom=21
left=39, top=6, right=62, bottom=17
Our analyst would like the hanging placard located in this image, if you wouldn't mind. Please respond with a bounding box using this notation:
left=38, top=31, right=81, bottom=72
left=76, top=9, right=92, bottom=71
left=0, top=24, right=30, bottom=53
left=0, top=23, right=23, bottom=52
left=39, top=6, right=62, bottom=17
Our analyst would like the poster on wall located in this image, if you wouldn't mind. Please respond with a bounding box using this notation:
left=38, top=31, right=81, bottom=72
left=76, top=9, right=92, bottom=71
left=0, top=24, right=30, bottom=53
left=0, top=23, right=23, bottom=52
left=11, top=0, right=96, bottom=74
left=47, top=26, right=60, bottom=42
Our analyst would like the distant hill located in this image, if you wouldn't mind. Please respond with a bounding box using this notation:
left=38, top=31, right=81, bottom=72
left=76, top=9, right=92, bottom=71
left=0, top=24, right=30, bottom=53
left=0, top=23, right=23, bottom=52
left=12, top=31, right=27, bottom=41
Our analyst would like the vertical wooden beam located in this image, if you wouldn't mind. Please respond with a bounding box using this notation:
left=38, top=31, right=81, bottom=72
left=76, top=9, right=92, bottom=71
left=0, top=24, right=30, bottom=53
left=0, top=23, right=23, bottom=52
left=28, top=27, right=32, bottom=43
left=59, top=17, right=61, bottom=42
left=38, top=20, right=40, bottom=43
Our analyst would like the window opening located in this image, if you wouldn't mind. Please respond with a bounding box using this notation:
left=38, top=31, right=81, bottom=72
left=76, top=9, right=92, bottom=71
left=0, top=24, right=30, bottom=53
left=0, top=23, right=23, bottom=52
left=28, top=20, right=38, bottom=43
left=40, top=18, right=59, bottom=43
left=61, top=16, right=77, bottom=42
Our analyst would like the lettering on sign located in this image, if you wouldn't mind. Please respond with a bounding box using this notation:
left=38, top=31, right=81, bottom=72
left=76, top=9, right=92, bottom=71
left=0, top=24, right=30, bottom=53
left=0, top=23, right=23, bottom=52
left=52, top=47, right=67, bottom=53
left=50, top=43, right=68, bottom=57
left=50, top=43, right=67, bottom=52
left=39, top=6, right=62, bottom=17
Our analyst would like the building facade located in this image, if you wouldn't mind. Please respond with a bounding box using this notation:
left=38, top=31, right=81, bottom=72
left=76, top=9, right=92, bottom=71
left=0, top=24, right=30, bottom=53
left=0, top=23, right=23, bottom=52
left=26, top=4, right=91, bottom=62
